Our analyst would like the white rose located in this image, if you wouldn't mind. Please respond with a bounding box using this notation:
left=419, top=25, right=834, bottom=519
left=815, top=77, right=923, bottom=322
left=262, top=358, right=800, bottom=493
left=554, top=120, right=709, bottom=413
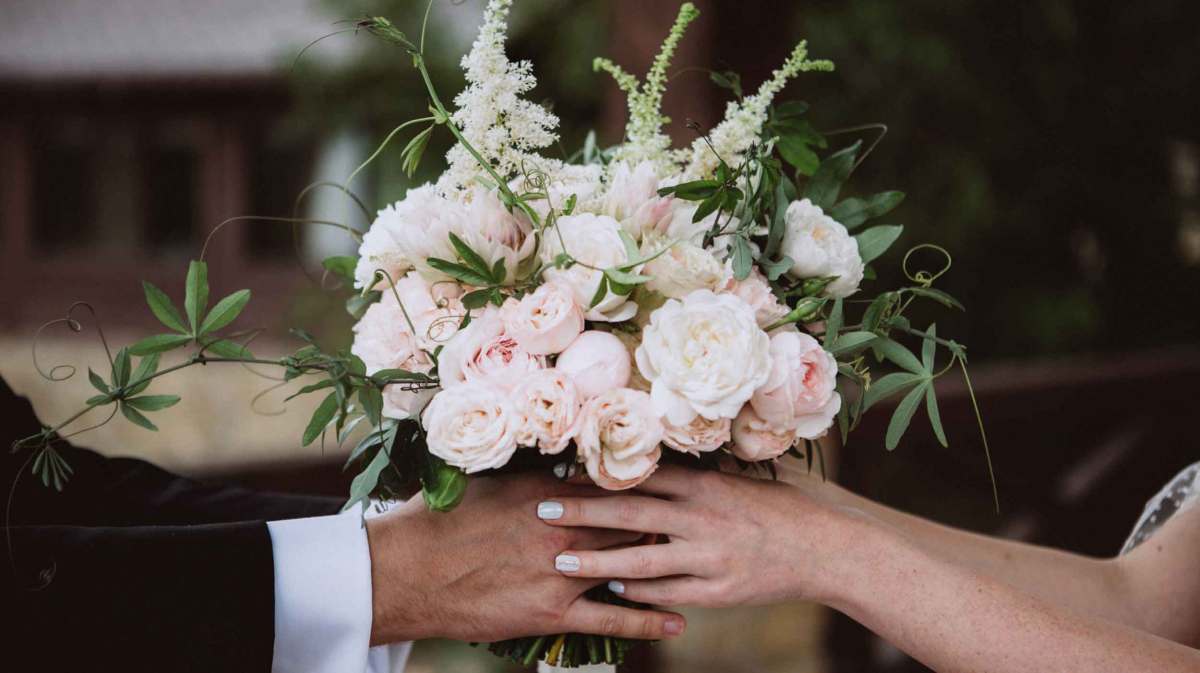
left=781, top=198, right=864, bottom=298
left=499, top=282, right=584, bottom=355
left=635, top=290, right=772, bottom=426
left=512, top=369, right=582, bottom=455
left=350, top=286, right=434, bottom=420
left=354, top=202, right=413, bottom=290
left=641, top=235, right=732, bottom=300
left=661, top=415, right=731, bottom=456
left=541, top=213, right=638, bottom=322
left=422, top=382, right=519, bottom=473
left=602, top=160, right=675, bottom=240
left=751, top=331, right=841, bottom=440
left=575, top=388, right=664, bottom=490
left=437, top=310, right=545, bottom=391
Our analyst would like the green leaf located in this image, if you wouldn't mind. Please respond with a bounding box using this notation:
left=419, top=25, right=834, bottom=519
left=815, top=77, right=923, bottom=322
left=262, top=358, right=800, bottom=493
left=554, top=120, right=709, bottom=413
left=302, top=392, right=339, bottom=447
left=862, top=371, right=925, bottom=411
left=85, top=394, right=112, bottom=406
left=401, top=124, right=433, bottom=177
left=491, top=258, right=506, bottom=284
left=773, top=100, right=810, bottom=119
left=360, top=386, right=383, bottom=427
left=127, top=353, right=161, bottom=396
left=342, top=444, right=392, bottom=513
left=854, top=225, right=904, bottom=265
left=88, top=368, right=110, bottom=394
left=421, top=455, right=468, bottom=512
left=922, top=324, right=938, bottom=372
left=926, top=384, right=948, bottom=447
left=461, top=289, right=490, bottom=309
left=908, top=287, right=965, bottom=311
left=617, top=229, right=640, bottom=262
left=447, top=232, right=495, bottom=281
left=346, top=291, right=380, bottom=319
left=111, top=348, right=131, bottom=388
left=875, top=338, right=926, bottom=375
left=758, top=255, right=793, bottom=282
left=130, top=333, right=193, bottom=356
left=142, top=281, right=188, bottom=334
left=345, top=422, right=396, bottom=468
left=804, top=141, right=861, bottom=210
left=371, top=368, right=434, bottom=385
left=658, top=179, right=719, bottom=201
left=184, top=260, right=209, bottom=335
left=284, top=378, right=336, bottom=402
left=829, top=331, right=877, bottom=356
left=692, top=193, right=721, bottom=223
left=824, top=298, right=844, bottom=347
left=862, top=292, right=896, bottom=332
left=120, top=402, right=158, bottom=431
left=322, top=256, right=358, bottom=285
left=731, top=236, right=753, bottom=280
left=885, top=381, right=930, bottom=450
left=764, top=184, right=789, bottom=260
left=604, top=267, right=651, bottom=286
left=588, top=275, right=609, bottom=309
left=203, top=339, right=252, bottom=359
left=426, top=257, right=493, bottom=287
left=777, top=135, right=820, bottom=176
left=829, top=191, right=905, bottom=229
left=124, top=394, right=180, bottom=412
left=199, top=289, right=250, bottom=336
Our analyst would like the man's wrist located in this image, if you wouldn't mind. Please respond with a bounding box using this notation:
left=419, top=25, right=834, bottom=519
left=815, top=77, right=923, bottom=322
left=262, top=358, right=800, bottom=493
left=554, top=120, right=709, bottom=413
left=366, top=506, right=434, bottom=645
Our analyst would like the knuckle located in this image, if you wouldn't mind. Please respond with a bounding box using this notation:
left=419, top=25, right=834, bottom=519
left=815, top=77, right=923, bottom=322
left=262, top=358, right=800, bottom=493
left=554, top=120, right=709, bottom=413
left=616, top=499, right=641, bottom=524
left=632, top=550, right=655, bottom=577
left=599, top=614, right=623, bottom=637
left=638, top=615, right=659, bottom=639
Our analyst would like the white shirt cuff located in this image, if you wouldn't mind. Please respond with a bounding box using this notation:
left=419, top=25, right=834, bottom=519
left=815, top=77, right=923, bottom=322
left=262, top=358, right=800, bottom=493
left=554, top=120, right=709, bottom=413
left=267, top=509, right=412, bottom=673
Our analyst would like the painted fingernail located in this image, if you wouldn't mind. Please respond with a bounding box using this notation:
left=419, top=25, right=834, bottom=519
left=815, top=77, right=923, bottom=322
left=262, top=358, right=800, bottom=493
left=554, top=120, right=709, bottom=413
left=664, top=617, right=685, bottom=636
left=537, top=501, right=564, bottom=520
left=555, top=554, right=580, bottom=572
left=608, top=580, right=625, bottom=595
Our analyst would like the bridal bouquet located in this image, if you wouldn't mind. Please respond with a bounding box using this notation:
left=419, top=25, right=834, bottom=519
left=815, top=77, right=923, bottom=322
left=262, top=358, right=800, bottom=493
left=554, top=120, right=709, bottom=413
left=17, top=0, right=992, bottom=667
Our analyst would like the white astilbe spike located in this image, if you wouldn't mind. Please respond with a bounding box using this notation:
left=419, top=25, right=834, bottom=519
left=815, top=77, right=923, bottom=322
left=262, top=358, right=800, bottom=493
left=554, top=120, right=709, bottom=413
left=595, top=2, right=700, bottom=171
left=439, top=0, right=559, bottom=194
left=685, top=40, right=834, bottom=179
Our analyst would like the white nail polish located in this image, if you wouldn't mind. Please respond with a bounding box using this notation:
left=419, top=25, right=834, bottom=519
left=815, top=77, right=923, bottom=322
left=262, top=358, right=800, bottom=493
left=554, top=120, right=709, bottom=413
left=537, top=501, right=564, bottom=520
left=608, top=580, right=625, bottom=595
left=555, top=554, right=580, bottom=572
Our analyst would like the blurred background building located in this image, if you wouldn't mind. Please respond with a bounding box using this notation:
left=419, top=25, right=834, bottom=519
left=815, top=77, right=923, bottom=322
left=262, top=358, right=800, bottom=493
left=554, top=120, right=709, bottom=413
left=2, top=1, right=1199, bottom=672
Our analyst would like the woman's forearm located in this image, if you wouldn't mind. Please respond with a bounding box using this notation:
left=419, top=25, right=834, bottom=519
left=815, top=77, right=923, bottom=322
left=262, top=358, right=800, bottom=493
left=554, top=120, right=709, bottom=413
left=827, top=518, right=1200, bottom=673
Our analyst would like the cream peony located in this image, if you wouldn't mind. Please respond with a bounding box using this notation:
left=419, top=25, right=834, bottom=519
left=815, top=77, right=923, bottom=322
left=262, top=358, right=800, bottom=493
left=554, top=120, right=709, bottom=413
left=456, top=186, right=536, bottom=286
left=641, top=235, right=732, bottom=300
left=602, top=160, right=675, bottom=240
left=354, top=202, right=413, bottom=290
left=661, top=415, right=731, bottom=456
left=390, top=271, right=466, bottom=352
left=541, top=213, right=639, bottom=322
left=781, top=198, right=864, bottom=298
left=635, top=290, right=772, bottom=426
left=422, top=382, right=519, bottom=473
left=730, top=405, right=795, bottom=461
left=750, top=331, right=841, bottom=440
left=575, top=388, right=663, bottom=490
left=390, top=184, right=467, bottom=283
left=436, top=311, right=545, bottom=391
left=723, top=267, right=791, bottom=330
left=351, top=289, right=434, bottom=420
left=554, top=331, right=632, bottom=400
left=499, top=282, right=583, bottom=355
left=512, top=369, right=582, bottom=455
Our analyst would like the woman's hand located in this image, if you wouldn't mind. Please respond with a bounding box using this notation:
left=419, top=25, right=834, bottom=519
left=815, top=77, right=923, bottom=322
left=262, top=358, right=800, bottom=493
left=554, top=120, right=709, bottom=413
left=536, top=464, right=868, bottom=608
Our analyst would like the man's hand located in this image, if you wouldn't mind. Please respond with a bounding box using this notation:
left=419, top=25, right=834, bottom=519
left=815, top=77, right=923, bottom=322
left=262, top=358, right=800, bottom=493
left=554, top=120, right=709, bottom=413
left=365, top=472, right=686, bottom=644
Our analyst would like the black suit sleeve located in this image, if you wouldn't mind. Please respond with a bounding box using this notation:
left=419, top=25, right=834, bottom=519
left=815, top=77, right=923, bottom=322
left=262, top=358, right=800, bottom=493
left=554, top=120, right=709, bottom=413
left=2, top=377, right=342, bottom=672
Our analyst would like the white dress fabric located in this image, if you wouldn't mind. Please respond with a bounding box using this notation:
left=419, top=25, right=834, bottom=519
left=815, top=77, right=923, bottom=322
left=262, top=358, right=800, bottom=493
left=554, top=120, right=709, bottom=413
left=1120, top=461, right=1200, bottom=554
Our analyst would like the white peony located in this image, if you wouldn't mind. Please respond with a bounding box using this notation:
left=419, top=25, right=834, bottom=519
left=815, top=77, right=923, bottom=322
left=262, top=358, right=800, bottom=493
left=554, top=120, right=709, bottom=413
left=456, top=186, right=536, bottom=286
left=422, top=381, right=519, bottom=473
left=354, top=202, right=413, bottom=290
left=641, top=234, right=732, bottom=300
left=391, top=184, right=467, bottom=283
left=635, top=289, right=772, bottom=426
left=541, top=213, right=639, bottom=322
left=575, top=388, right=663, bottom=490
left=781, top=198, right=864, bottom=298
left=602, top=160, right=675, bottom=240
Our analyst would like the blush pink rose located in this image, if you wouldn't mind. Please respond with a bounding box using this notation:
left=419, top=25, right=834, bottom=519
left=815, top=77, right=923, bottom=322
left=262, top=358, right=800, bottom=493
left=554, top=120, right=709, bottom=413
left=661, top=415, right=731, bottom=456
left=723, top=267, right=791, bottom=330
left=730, top=405, right=794, bottom=461
left=575, top=388, right=663, bottom=490
left=512, top=369, right=582, bottom=455
left=499, top=282, right=584, bottom=355
left=750, top=331, right=841, bottom=440
left=422, top=381, right=519, bottom=473
left=554, top=331, right=632, bottom=399
left=350, top=289, right=435, bottom=420
left=437, top=311, right=545, bottom=391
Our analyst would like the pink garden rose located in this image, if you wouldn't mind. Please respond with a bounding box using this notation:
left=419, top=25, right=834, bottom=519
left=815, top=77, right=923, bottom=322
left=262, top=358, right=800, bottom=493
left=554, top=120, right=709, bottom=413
left=422, top=381, right=519, bottom=473
left=661, top=415, right=731, bottom=456
left=437, top=311, right=545, bottom=391
left=554, top=331, right=632, bottom=399
left=350, top=289, right=434, bottom=420
left=575, top=388, right=663, bottom=490
left=499, top=282, right=584, bottom=355
left=749, top=331, right=841, bottom=440
left=512, top=369, right=582, bottom=455
left=730, top=405, right=795, bottom=461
